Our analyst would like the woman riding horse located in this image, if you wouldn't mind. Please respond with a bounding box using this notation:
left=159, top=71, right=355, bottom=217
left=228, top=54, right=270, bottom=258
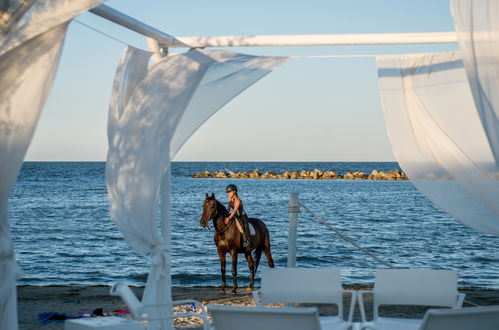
left=225, top=184, right=251, bottom=248
left=199, top=192, right=274, bottom=293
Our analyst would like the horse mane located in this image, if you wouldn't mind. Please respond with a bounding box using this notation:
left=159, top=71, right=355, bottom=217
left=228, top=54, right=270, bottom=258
left=215, top=199, right=229, bottom=217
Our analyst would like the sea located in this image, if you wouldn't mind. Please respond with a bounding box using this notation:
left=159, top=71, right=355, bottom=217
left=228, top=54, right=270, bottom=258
left=9, top=162, right=499, bottom=289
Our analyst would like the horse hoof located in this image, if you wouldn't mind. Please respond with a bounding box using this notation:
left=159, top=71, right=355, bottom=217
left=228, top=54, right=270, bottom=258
left=219, top=289, right=226, bottom=295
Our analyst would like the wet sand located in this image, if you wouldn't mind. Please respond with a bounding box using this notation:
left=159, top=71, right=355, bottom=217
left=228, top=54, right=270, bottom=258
left=17, top=285, right=499, bottom=329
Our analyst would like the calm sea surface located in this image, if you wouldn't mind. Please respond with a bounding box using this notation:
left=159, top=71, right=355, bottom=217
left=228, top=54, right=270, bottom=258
left=10, top=162, right=499, bottom=288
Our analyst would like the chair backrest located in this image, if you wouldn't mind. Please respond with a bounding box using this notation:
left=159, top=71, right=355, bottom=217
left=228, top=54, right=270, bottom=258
left=260, top=268, right=343, bottom=305
left=419, top=306, right=499, bottom=330
left=208, top=305, right=322, bottom=330
left=374, top=269, right=459, bottom=316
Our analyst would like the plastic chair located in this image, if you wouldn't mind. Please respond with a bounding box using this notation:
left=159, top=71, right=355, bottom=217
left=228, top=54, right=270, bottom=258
left=253, top=268, right=356, bottom=330
left=109, top=282, right=210, bottom=330
left=208, top=305, right=322, bottom=330
left=418, top=305, right=499, bottom=330
left=358, top=269, right=465, bottom=330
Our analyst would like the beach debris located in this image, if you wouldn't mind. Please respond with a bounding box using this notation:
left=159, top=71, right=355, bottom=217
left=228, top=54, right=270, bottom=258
left=38, top=308, right=131, bottom=323
left=38, top=312, right=69, bottom=324
left=190, top=169, right=408, bottom=180
left=92, top=308, right=104, bottom=316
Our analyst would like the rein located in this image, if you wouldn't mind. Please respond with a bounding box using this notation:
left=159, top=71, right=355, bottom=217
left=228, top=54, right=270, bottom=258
left=213, top=217, right=234, bottom=234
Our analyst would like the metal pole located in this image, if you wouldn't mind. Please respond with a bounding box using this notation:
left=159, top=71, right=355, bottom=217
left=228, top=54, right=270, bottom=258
left=287, top=192, right=300, bottom=268
left=171, top=32, right=458, bottom=48
left=159, top=166, right=174, bottom=330
left=89, top=4, right=186, bottom=48
left=89, top=5, right=457, bottom=48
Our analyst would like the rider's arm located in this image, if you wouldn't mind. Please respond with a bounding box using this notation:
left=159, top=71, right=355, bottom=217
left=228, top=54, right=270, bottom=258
left=228, top=198, right=240, bottom=220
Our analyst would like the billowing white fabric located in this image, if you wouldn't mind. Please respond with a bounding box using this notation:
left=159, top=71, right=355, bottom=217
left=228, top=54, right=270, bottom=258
left=377, top=52, right=499, bottom=235
left=451, top=0, right=499, bottom=165
left=0, top=1, right=103, bottom=329
left=106, top=46, right=287, bottom=328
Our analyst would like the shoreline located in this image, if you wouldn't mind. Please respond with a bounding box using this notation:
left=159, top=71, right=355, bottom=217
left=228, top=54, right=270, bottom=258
left=17, top=284, right=499, bottom=329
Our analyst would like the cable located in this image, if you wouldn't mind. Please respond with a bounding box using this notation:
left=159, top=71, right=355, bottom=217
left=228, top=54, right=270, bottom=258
left=299, top=202, right=394, bottom=269
left=74, top=19, right=129, bottom=47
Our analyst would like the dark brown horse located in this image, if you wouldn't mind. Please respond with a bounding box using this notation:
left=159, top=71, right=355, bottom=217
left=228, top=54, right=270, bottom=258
left=199, top=193, right=274, bottom=293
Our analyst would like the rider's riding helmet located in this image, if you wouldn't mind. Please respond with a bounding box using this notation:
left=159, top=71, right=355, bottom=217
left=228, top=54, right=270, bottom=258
left=226, top=184, right=238, bottom=193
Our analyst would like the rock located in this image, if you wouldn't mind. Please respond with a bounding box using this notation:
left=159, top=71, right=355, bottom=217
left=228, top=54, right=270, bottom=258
left=261, top=171, right=272, bottom=179
left=322, top=170, right=338, bottom=179
left=310, top=169, right=322, bottom=179
left=352, top=171, right=368, bottom=180
left=249, top=170, right=261, bottom=178
left=214, top=171, right=228, bottom=178
left=343, top=172, right=354, bottom=180
left=189, top=169, right=408, bottom=180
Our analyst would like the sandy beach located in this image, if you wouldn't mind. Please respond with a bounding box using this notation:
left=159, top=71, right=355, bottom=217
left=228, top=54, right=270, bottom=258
left=17, top=285, right=499, bottom=329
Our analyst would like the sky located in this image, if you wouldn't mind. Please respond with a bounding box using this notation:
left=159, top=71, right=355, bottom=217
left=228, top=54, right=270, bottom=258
left=25, top=0, right=458, bottom=162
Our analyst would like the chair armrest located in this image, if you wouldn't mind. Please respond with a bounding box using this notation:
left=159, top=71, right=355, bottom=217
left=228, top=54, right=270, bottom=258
left=357, top=290, right=371, bottom=323
left=456, top=293, right=466, bottom=308
left=344, top=290, right=357, bottom=323
left=252, top=290, right=263, bottom=306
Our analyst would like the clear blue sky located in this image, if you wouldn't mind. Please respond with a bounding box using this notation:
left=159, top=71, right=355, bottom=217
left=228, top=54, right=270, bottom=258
left=25, top=0, right=458, bottom=161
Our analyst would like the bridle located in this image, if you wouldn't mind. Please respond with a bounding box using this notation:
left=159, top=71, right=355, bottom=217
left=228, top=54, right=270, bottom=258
left=203, top=200, right=234, bottom=234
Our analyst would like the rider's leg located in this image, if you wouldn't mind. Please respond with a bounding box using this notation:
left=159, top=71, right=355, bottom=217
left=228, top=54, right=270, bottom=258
left=241, top=216, right=251, bottom=248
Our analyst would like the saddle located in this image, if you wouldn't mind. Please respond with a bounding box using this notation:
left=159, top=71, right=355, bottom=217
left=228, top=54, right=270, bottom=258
left=234, top=219, right=256, bottom=236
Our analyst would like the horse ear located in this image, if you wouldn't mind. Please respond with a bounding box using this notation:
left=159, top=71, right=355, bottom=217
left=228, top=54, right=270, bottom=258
left=205, top=193, right=209, bottom=199
left=211, top=192, right=215, bottom=199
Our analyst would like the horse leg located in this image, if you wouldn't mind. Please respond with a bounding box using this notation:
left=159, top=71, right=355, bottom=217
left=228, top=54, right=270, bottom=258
left=253, top=249, right=263, bottom=274
left=218, top=249, right=227, bottom=294
left=230, top=250, right=238, bottom=293
left=244, top=250, right=256, bottom=290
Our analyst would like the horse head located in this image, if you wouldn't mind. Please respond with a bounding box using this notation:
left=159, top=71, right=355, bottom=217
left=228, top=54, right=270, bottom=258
left=199, top=193, right=218, bottom=228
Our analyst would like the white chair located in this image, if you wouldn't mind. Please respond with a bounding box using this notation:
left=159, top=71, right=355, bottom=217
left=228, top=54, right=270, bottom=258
left=208, top=305, right=322, bottom=330
left=109, top=282, right=210, bottom=330
left=253, top=268, right=356, bottom=330
left=418, top=305, right=499, bottom=330
left=358, top=269, right=465, bottom=330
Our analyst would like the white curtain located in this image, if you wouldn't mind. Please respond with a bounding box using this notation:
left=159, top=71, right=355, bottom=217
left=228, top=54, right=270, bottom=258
left=376, top=52, right=499, bottom=235
left=0, top=1, right=103, bottom=329
left=106, top=46, right=287, bottom=328
left=451, top=0, right=499, bottom=166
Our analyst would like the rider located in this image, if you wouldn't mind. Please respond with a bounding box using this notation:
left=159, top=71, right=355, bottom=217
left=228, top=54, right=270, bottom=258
left=225, top=184, right=251, bottom=248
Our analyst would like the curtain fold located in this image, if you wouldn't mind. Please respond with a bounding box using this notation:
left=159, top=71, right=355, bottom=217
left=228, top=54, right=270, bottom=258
left=377, top=52, right=499, bottom=235
left=106, top=47, right=287, bottom=329
left=451, top=0, right=499, bottom=165
left=0, top=1, right=104, bottom=329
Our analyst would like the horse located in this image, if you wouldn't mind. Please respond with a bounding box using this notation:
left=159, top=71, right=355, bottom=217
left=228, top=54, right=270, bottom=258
left=199, top=193, right=275, bottom=293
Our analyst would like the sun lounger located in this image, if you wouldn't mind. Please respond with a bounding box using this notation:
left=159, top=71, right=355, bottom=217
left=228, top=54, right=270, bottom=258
left=208, top=305, right=322, bottom=330
left=253, top=268, right=356, bottom=330
left=419, top=305, right=499, bottom=330
left=358, top=269, right=465, bottom=330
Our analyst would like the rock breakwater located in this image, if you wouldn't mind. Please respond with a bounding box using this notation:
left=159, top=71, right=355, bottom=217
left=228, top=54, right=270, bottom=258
left=190, top=169, right=408, bottom=180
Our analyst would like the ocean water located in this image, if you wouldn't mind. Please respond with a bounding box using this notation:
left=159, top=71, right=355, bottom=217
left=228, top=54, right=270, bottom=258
left=9, top=162, right=499, bottom=288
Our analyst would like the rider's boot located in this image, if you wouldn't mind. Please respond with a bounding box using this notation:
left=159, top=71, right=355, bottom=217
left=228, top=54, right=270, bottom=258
left=242, top=221, right=251, bottom=248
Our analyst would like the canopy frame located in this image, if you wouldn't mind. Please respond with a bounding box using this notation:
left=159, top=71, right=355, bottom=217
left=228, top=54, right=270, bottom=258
left=90, top=4, right=458, bottom=49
